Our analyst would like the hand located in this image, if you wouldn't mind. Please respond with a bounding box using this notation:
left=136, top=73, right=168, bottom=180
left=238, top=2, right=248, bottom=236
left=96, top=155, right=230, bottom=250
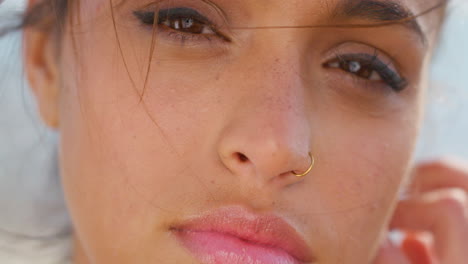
left=374, top=159, right=468, bottom=264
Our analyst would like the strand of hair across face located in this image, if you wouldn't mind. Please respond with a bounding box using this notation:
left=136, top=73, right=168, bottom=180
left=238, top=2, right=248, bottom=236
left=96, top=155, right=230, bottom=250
left=228, top=0, right=447, bottom=31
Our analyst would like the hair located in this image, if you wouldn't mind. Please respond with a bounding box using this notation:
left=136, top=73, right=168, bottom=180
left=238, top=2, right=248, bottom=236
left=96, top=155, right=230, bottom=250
left=0, top=0, right=69, bottom=52
left=22, top=0, right=68, bottom=32
left=0, top=0, right=66, bottom=38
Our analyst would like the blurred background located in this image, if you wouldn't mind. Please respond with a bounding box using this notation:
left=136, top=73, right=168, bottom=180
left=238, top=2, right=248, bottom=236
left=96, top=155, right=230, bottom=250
left=0, top=0, right=467, bottom=263
left=417, top=0, right=468, bottom=159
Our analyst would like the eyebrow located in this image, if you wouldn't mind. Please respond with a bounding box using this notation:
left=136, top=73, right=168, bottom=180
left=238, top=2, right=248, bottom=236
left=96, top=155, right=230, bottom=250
left=231, top=0, right=446, bottom=45
left=334, top=0, right=444, bottom=44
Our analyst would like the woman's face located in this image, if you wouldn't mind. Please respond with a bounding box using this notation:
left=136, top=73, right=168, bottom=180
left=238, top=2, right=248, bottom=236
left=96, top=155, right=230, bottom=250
left=26, top=0, right=445, bottom=263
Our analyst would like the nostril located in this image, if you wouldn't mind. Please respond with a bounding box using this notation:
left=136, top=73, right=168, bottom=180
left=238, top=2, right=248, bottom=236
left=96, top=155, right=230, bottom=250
left=235, top=152, right=249, bottom=163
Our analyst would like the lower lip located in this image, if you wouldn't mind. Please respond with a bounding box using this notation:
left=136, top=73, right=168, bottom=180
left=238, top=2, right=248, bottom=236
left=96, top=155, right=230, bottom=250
left=175, top=230, right=301, bottom=264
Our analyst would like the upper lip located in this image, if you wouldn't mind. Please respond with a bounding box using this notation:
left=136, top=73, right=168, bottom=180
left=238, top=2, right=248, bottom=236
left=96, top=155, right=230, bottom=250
left=171, top=206, right=315, bottom=263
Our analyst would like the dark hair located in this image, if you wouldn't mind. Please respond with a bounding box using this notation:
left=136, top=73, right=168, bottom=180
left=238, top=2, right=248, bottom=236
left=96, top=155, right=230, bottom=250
left=0, top=0, right=69, bottom=37
left=22, top=0, right=68, bottom=33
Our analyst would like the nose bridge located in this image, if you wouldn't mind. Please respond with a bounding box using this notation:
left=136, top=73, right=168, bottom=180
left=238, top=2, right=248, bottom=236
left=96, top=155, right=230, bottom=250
left=218, top=41, right=311, bottom=183
left=241, top=34, right=305, bottom=114
left=241, top=41, right=308, bottom=141
left=241, top=72, right=306, bottom=154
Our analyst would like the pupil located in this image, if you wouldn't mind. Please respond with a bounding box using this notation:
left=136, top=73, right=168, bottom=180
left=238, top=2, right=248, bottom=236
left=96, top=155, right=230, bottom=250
left=182, top=18, right=194, bottom=29
left=348, top=61, right=361, bottom=73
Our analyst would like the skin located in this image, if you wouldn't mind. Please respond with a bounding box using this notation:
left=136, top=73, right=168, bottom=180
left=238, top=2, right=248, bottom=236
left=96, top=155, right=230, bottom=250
left=23, top=0, right=467, bottom=263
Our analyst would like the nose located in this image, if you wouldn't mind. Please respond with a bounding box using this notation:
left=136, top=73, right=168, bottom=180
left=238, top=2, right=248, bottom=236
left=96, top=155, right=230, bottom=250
left=217, top=54, right=312, bottom=189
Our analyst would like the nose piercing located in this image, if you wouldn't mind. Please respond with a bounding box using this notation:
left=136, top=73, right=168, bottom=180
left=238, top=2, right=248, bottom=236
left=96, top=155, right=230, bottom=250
left=292, top=153, right=315, bottom=177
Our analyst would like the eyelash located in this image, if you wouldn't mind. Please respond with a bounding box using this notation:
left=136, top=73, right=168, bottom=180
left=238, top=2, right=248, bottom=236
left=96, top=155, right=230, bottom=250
left=133, top=7, right=230, bottom=43
left=134, top=7, right=407, bottom=92
left=324, top=53, right=408, bottom=92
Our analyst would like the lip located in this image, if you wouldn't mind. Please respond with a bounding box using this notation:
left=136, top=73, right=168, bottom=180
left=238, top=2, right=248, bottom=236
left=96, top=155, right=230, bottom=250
left=171, top=206, right=315, bottom=264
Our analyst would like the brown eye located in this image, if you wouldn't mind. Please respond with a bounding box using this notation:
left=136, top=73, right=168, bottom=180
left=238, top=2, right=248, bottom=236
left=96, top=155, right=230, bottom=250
left=160, top=17, right=214, bottom=35
left=328, top=60, right=381, bottom=81
left=134, top=7, right=216, bottom=35
left=324, top=53, right=408, bottom=92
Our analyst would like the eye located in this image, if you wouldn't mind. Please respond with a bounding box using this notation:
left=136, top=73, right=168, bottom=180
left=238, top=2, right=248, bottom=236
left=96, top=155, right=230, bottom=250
left=134, top=7, right=228, bottom=41
left=324, top=53, right=408, bottom=92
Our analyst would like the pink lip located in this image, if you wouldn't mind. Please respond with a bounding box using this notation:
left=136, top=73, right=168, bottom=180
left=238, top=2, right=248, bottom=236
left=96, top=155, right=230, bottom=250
left=171, top=206, right=315, bottom=264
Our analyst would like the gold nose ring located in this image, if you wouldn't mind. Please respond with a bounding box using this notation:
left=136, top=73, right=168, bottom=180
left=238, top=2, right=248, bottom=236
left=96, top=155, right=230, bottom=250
left=292, top=153, right=315, bottom=177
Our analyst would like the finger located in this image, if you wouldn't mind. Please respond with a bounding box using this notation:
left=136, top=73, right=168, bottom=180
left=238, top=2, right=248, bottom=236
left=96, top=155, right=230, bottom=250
left=410, top=159, right=468, bottom=194
left=373, top=238, right=411, bottom=264
left=391, top=189, right=468, bottom=263
left=402, top=232, right=438, bottom=264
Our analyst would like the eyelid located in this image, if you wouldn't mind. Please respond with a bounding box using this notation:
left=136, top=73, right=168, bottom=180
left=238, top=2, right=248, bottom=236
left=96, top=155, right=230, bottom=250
left=134, top=1, right=231, bottom=29
left=133, top=8, right=213, bottom=27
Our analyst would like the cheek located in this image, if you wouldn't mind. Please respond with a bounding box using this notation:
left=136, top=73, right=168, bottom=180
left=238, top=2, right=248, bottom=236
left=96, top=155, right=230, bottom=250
left=55, top=24, right=176, bottom=263
left=300, top=108, right=421, bottom=262
left=56, top=18, right=230, bottom=262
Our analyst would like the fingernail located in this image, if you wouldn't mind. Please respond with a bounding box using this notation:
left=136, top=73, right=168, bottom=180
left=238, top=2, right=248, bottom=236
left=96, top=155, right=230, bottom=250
left=402, top=233, right=434, bottom=264
left=388, top=229, right=405, bottom=248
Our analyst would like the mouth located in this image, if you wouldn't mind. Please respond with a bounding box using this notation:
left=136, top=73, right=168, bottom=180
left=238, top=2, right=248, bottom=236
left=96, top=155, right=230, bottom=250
left=170, top=206, right=315, bottom=264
